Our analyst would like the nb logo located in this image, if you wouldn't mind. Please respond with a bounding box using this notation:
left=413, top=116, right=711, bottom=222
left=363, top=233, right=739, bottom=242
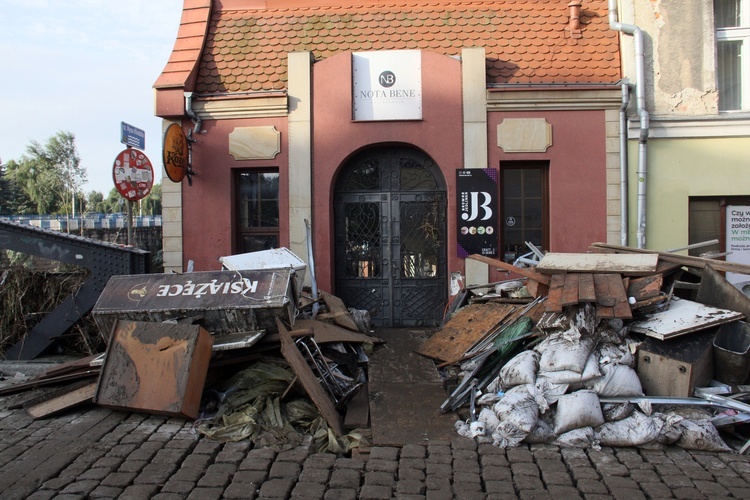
left=379, top=71, right=396, bottom=88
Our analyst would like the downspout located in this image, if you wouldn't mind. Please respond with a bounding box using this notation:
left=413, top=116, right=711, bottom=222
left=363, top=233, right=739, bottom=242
left=184, top=92, right=202, bottom=135
left=619, top=79, right=630, bottom=246
left=609, top=0, right=649, bottom=249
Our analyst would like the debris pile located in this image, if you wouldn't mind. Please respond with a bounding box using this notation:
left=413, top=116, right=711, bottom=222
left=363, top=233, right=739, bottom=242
left=427, top=245, right=750, bottom=453
left=0, top=248, right=379, bottom=454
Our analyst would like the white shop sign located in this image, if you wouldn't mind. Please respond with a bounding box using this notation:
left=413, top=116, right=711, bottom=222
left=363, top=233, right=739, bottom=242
left=352, top=50, right=422, bottom=121
left=726, top=205, right=750, bottom=286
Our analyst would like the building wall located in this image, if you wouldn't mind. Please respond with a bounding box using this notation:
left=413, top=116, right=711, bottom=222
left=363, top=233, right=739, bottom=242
left=627, top=135, right=750, bottom=251
left=179, top=116, right=290, bottom=272
left=619, top=0, right=750, bottom=250
left=310, top=51, right=464, bottom=293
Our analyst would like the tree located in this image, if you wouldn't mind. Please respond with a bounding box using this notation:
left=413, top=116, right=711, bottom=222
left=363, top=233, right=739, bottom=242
left=138, top=182, right=162, bottom=216
left=6, top=131, right=86, bottom=216
left=0, top=159, right=34, bottom=215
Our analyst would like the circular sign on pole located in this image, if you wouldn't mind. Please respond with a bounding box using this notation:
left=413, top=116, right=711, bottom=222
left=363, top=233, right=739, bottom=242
left=112, top=148, right=154, bottom=202
left=163, top=123, right=189, bottom=183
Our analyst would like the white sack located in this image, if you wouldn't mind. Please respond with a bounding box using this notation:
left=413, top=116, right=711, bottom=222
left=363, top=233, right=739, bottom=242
left=586, top=363, right=643, bottom=397
left=536, top=333, right=596, bottom=374
left=492, top=420, right=529, bottom=448
left=602, top=402, right=635, bottom=422
left=595, top=411, right=660, bottom=447
left=492, top=384, right=540, bottom=434
left=596, top=342, right=635, bottom=368
left=535, top=377, right=569, bottom=406
left=523, top=416, right=557, bottom=444
left=677, top=419, right=732, bottom=452
left=652, top=412, right=683, bottom=445
left=554, top=390, right=604, bottom=435
left=478, top=407, right=500, bottom=435
left=553, top=427, right=597, bottom=448
left=499, top=350, right=539, bottom=388
left=539, top=353, right=602, bottom=390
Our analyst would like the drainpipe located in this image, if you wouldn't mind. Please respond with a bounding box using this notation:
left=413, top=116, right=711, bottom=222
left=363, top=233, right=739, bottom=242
left=184, top=92, right=202, bottom=135
left=619, top=79, right=630, bottom=246
left=609, top=0, right=650, bottom=249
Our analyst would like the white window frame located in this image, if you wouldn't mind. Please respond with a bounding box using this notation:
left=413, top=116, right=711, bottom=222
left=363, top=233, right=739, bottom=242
left=716, top=0, right=750, bottom=111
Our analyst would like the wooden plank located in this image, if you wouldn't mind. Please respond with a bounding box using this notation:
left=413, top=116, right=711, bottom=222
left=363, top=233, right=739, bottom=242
left=545, top=273, right=565, bottom=313
left=561, top=273, right=580, bottom=306
left=416, top=303, right=516, bottom=362
left=608, top=274, right=633, bottom=320
left=344, top=383, right=370, bottom=430
left=593, top=273, right=614, bottom=318
left=536, top=252, right=659, bottom=275
left=277, top=319, right=345, bottom=437
left=296, top=319, right=384, bottom=344
left=590, top=242, right=750, bottom=275
left=627, top=274, right=663, bottom=301
left=468, top=254, right=551, bottom=285
left=578, top=273, right=597, bottom=302
left=629, top=297, right=744, bottom=340
left=320, top=291, right=361, bottom=332
left=24, top=381, right=97, bottom=419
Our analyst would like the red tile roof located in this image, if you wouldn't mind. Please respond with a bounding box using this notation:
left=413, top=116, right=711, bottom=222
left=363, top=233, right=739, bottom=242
left=160, top=1, right=621, bottom=94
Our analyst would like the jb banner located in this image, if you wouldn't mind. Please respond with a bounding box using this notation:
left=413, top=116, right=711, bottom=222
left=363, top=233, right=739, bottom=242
left=456, top=168, right=498, bottom=258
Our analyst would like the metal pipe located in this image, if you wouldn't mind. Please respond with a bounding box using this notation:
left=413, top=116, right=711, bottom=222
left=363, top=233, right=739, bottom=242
left=609, top=0, right=650, bottom=249
left=619, top=79, right=631, bottom=246
left=184, top=92, right=202, bottom=135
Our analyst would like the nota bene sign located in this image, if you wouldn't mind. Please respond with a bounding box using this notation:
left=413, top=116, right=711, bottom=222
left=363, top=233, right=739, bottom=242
left=352, top=50, right=422, bottom=121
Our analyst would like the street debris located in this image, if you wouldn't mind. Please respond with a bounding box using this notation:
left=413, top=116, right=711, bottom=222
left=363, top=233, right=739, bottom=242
left=432, top=244, right=750, bottom=454
left=0, top=247, right=379, bottom=454
left=2, top=242, right=750, bottom=456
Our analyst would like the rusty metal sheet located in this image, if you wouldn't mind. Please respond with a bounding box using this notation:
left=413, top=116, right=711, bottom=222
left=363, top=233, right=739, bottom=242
left=93, top=320, right=213, bottom=419
left=416, top=303, right=517, bottom=362
left=92, top=269, right=295, bottom=337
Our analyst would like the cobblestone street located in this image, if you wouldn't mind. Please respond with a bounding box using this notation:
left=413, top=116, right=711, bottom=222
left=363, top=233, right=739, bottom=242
left=0, top=404, right=749, bottom=499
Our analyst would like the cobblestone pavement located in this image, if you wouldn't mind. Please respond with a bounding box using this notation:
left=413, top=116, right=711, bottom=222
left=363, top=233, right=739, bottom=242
left=0, top=404, right=749, bottom=500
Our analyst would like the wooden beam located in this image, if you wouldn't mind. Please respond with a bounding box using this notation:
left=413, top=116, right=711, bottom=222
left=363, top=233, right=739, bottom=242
left=468, top=254, right=551, bottom=285
left=590, top=242, right=750, bottom=275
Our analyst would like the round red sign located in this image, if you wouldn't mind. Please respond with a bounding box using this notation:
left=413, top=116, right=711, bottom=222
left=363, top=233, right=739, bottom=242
left=112, top=148, right=154, bottom=202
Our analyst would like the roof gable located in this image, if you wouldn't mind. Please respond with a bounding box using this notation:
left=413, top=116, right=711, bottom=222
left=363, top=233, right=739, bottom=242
left=168, top=1, right=621, bottom=94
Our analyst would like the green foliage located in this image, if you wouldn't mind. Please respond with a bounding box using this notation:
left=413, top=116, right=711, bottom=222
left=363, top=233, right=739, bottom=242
left=5, top=131, right=86, bottom=216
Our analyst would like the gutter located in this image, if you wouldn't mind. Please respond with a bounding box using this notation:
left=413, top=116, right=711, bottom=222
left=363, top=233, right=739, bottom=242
left=619, top=79, right=631, bottom=246
left=184, top=92, right=202, bottom=136
left=609, top=0, right=650, bottom=249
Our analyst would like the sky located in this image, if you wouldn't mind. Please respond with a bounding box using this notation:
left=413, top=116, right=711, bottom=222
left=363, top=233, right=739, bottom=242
left=0, top=0, right=184, bottom=195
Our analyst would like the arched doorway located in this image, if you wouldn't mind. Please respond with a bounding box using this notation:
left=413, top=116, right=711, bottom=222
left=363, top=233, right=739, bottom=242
left=334, top=146, right=448, bottom=327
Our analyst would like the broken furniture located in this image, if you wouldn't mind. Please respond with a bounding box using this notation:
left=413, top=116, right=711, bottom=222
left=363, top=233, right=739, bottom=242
left=93, top=320, right=213, bottom=419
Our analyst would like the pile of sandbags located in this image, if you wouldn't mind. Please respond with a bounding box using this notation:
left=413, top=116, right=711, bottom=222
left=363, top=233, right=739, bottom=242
left=454, top=304, right=731, bottom=452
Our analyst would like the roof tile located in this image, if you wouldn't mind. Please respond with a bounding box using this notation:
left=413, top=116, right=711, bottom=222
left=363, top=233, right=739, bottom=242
left=191, top=0, right=621, bottom=94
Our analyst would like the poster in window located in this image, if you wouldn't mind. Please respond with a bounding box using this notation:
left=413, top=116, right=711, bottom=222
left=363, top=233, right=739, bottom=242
left=457, top=169, right=498, bottom=258
left=726, top=205, right=750, bottom=287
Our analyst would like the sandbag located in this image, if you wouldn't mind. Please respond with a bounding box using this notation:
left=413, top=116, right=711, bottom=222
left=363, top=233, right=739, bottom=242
left=492, top=420, right=529, bottom=448
left=602, top=402, right=635, bottom=422
left=554, top=427, right=596, bottom=448
left=478, top=407, right=500, bottom=435
left=595, top=411, right=660, bottom=447
left=536, top=333, right=596, bottom=374
left=652, top=412, right=683, bottom=445
left=586, top=363, right=643, bottom=397
left=523, top=414, right=557, bottom=444
left=492, top=384, right=541, bottom=434
left=559, top=352, right=603, bottom=387
left=499, top=350, right=539, bottom=388
left=535, top=377, right=569, bottom=406
left=596, top=342, right=635, bottom=368
left=554, top=390, right=604, bottom=435
left=677, top=419, right=732, bottom=452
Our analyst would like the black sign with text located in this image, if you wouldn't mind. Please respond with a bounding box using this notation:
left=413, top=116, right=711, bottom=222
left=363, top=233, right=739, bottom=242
left=457, top=169, right=498, bottom=257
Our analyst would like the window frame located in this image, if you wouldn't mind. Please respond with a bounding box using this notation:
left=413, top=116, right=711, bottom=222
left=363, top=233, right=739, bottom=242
left=715, top=0, right=750, bottom=111
left=235, top=168, right=280, bottom=254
